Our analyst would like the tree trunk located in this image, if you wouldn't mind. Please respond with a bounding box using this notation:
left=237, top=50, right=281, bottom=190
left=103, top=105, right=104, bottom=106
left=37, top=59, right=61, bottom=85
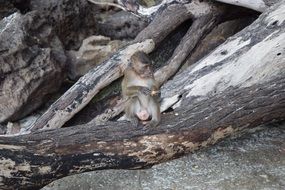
left=0, top=1, right=284, bottom=189
left=0, top=76, right=284, bottom=190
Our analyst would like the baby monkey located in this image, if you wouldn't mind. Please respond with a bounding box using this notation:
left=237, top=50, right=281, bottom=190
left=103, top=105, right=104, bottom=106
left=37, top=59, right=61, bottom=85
left=122, top=51, right=161, bottom=127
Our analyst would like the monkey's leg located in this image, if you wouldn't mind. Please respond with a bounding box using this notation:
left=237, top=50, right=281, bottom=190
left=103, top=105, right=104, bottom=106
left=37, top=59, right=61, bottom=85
left=125, top=98, right=140, bottom=127
left=145, top=98, right=161, bottom=127
left=136, top=94, right=151, bottom=121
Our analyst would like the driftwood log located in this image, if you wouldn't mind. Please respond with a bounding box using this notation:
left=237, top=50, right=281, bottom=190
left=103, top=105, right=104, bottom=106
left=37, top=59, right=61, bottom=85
left=0, top=1, right=284, bottom=189
left=118, top=0, right=271, bottom=17
left=0, top=77, right=284, bottom=190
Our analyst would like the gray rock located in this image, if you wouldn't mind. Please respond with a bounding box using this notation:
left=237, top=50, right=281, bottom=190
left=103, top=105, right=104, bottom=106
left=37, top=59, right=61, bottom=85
left=0, top=12, right=66, bottom=123
left=30, top=0, right=97, bottom=50
left=67, top=35, right=123, bottom=79
left=97, top=11, right=148, bottom=40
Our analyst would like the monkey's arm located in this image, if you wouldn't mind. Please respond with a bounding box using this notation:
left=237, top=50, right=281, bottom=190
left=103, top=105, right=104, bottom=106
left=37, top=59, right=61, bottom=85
left=125, top=86, right=151, bottom=97
left=150, top=82, right=161, bottom=100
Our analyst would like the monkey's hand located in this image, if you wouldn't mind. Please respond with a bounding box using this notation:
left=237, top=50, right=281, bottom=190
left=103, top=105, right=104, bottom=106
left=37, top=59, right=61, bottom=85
left=151, top=90, right=160, bottom=96
left=151, top=89, right=161, bottom=103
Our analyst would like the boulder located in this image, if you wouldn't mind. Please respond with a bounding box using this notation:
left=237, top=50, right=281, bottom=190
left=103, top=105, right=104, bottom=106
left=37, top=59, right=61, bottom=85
left=30, top=0, right=97, bottom=50
left=0, top=12, right=66, bottom=123
left=67, top=35, right=123, bottom=79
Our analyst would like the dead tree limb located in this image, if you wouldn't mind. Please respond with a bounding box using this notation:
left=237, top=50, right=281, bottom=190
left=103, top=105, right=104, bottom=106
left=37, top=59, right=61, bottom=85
left=91, top=13, right=222, bottom=124
left=215, top=0, right=270, bottom=12
left=154, top=14, right=219, bottom=86
left=0, top=76, right=284, bottom=190
left=134, top=1, right=220, bottom=43
left=160, top=0, right=285, bottom=108
left=117, top=0, right=271, bottom=18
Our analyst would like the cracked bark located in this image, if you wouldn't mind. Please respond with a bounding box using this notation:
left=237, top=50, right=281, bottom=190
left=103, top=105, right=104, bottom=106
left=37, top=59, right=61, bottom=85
left=0, top=76, right=284, bottom=190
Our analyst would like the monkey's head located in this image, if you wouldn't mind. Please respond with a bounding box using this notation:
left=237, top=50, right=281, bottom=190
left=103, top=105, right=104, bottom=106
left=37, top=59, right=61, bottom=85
left=130, top=51, right=153, bottom=78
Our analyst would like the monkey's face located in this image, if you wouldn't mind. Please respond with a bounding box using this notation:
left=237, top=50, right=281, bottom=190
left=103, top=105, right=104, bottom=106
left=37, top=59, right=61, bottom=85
left=134, top=62, right=153, bottom=78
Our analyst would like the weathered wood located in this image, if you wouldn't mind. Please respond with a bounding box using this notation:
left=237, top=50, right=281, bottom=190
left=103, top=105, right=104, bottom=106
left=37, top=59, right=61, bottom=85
left=0, top=76, right=284, bottom=190
left=154, top=14, right=219, bottom=86
left=215, top=0, right=279, bottom=12
left=117, top=0, right=273, bottom=18
left=24, top=40, right=155, bottom=132
left=98, top=0, right=285, bottom=120
left=88, top=0, right=126, bottom=11
left=0, top=12, right=66, bottom=123
left=134, top=1, right=219, bottom=44
left=160, top=0, right=285, bottom=109
left=90, top=0, right=274, bottom=122
left=92, top=15, right=220, bottom=123
left=181, top=18, right=256, bottom=70
left=89, top=2, right=225, bottom=124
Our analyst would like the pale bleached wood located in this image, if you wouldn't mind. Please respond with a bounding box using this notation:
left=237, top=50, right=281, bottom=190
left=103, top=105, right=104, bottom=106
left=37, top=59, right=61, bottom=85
left=215, top=0, right=267, bottom=12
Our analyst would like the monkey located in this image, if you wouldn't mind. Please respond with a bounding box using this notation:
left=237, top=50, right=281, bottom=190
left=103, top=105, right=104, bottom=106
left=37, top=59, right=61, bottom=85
left=122, top=51, right=161, bottom=127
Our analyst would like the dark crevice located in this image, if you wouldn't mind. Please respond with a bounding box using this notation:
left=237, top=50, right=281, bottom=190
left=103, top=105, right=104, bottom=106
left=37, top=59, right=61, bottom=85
left=149, top=19, right=193, bottom=69
left=12, top=0, right=31, bottom=14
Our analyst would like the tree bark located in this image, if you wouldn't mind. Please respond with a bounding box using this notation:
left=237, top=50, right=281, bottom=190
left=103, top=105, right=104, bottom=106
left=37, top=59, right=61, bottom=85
left=0, top=76, right=284, bottom=190
left=0, top=1, right=285, bottom=189
left=215, top=0, right=267, bottom=12
left=160, top=0, right=285, bottom=110
left=118, top=0, right=272, bottom=18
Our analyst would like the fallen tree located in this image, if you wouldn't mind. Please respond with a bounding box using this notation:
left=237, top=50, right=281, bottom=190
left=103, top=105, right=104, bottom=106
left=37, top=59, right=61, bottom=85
left=0, top=1, right=284, bottom=189
left=0, top=77, right=285, bottom=190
